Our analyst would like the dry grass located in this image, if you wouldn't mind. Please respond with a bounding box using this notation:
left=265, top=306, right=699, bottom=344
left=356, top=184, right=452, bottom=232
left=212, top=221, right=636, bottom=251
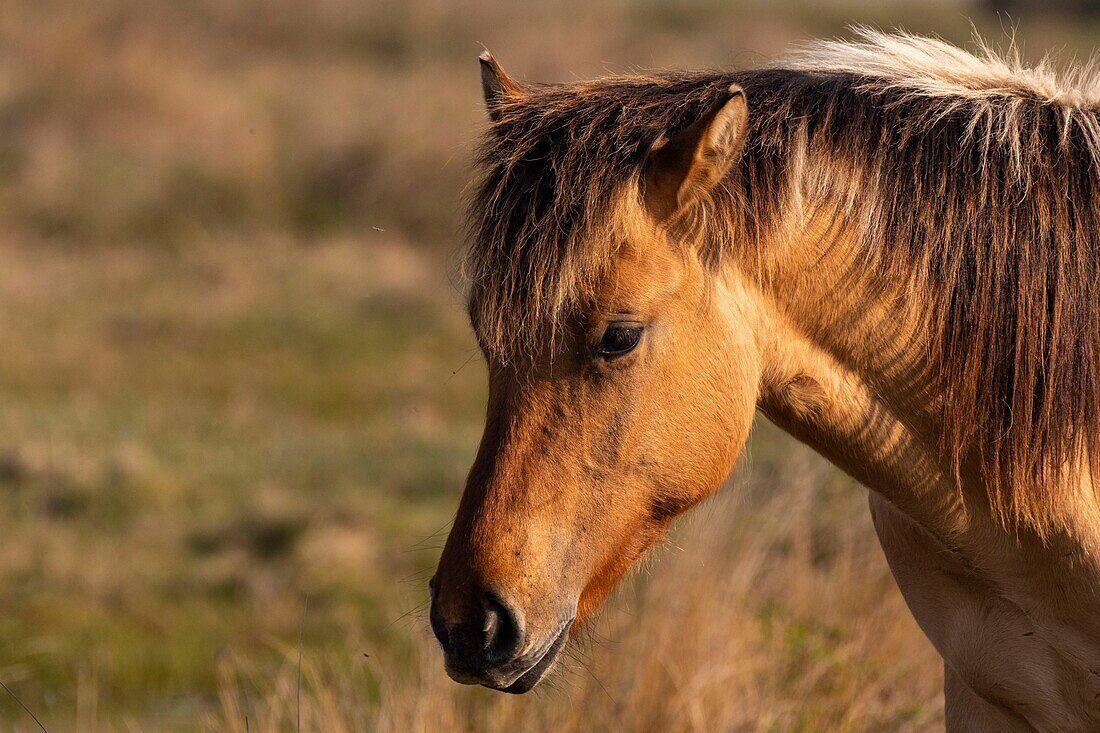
left=0, top=0, right=1096, bottom=729
left=205, top=444, right=945, bottom=732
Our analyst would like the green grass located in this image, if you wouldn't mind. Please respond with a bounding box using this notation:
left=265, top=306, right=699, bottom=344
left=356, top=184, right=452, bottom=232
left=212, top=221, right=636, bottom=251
left=0, top=233, right=482, bottom=725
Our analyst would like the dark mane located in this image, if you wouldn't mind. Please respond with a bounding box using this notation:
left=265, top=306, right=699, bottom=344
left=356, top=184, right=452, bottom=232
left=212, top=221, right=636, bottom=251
left=465, top=31, right=1100, bottom=527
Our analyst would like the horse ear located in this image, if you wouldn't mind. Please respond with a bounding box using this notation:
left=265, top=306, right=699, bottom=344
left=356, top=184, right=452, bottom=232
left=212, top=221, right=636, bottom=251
left=479, top=50, right=522, bottom=122
left=643, top=85, right=748, bottom=220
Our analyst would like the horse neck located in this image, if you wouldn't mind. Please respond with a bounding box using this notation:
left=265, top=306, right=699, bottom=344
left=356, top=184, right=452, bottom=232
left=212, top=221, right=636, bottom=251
left=744, top=214, right=1100, bottom=553
left=744, top=220, right=963, bottom=532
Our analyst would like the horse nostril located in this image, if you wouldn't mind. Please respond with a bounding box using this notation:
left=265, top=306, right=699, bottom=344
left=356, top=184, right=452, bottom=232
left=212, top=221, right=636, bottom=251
left=429, top=581, right=525, bottom=671
left=481, top=592, right=524, bottom=663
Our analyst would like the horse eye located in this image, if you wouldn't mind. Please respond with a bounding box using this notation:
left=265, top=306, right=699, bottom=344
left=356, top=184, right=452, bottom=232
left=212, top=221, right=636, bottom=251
left=596, top=323, right=643, bottom=358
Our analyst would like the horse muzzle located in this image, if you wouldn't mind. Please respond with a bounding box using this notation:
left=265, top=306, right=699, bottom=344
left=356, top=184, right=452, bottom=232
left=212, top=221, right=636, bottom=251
left=428, top=577, right=574, bottom=693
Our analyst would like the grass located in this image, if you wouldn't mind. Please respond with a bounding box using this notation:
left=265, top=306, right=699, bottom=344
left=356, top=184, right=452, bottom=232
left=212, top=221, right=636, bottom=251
left=198, top=442, right=946, bottom=733
left=0, top=0, right=1096, bottom=729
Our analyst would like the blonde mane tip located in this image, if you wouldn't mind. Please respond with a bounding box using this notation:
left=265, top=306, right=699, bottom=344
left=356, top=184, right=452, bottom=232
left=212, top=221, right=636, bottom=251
left=782, top=27, right=1100, bottom=109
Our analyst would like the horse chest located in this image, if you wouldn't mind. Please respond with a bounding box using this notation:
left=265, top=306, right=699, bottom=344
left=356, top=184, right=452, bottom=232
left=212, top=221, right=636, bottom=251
left=869, top=492, right=1100, bottom=731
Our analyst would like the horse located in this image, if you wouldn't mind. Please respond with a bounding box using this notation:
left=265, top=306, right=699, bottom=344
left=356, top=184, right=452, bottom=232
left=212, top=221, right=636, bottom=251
left=428, top=30, right=1100, bottom=730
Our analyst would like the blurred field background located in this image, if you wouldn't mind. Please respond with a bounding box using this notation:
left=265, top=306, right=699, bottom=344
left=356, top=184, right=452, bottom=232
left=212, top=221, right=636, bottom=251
left=0, top=1, right=1096, bottom=730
